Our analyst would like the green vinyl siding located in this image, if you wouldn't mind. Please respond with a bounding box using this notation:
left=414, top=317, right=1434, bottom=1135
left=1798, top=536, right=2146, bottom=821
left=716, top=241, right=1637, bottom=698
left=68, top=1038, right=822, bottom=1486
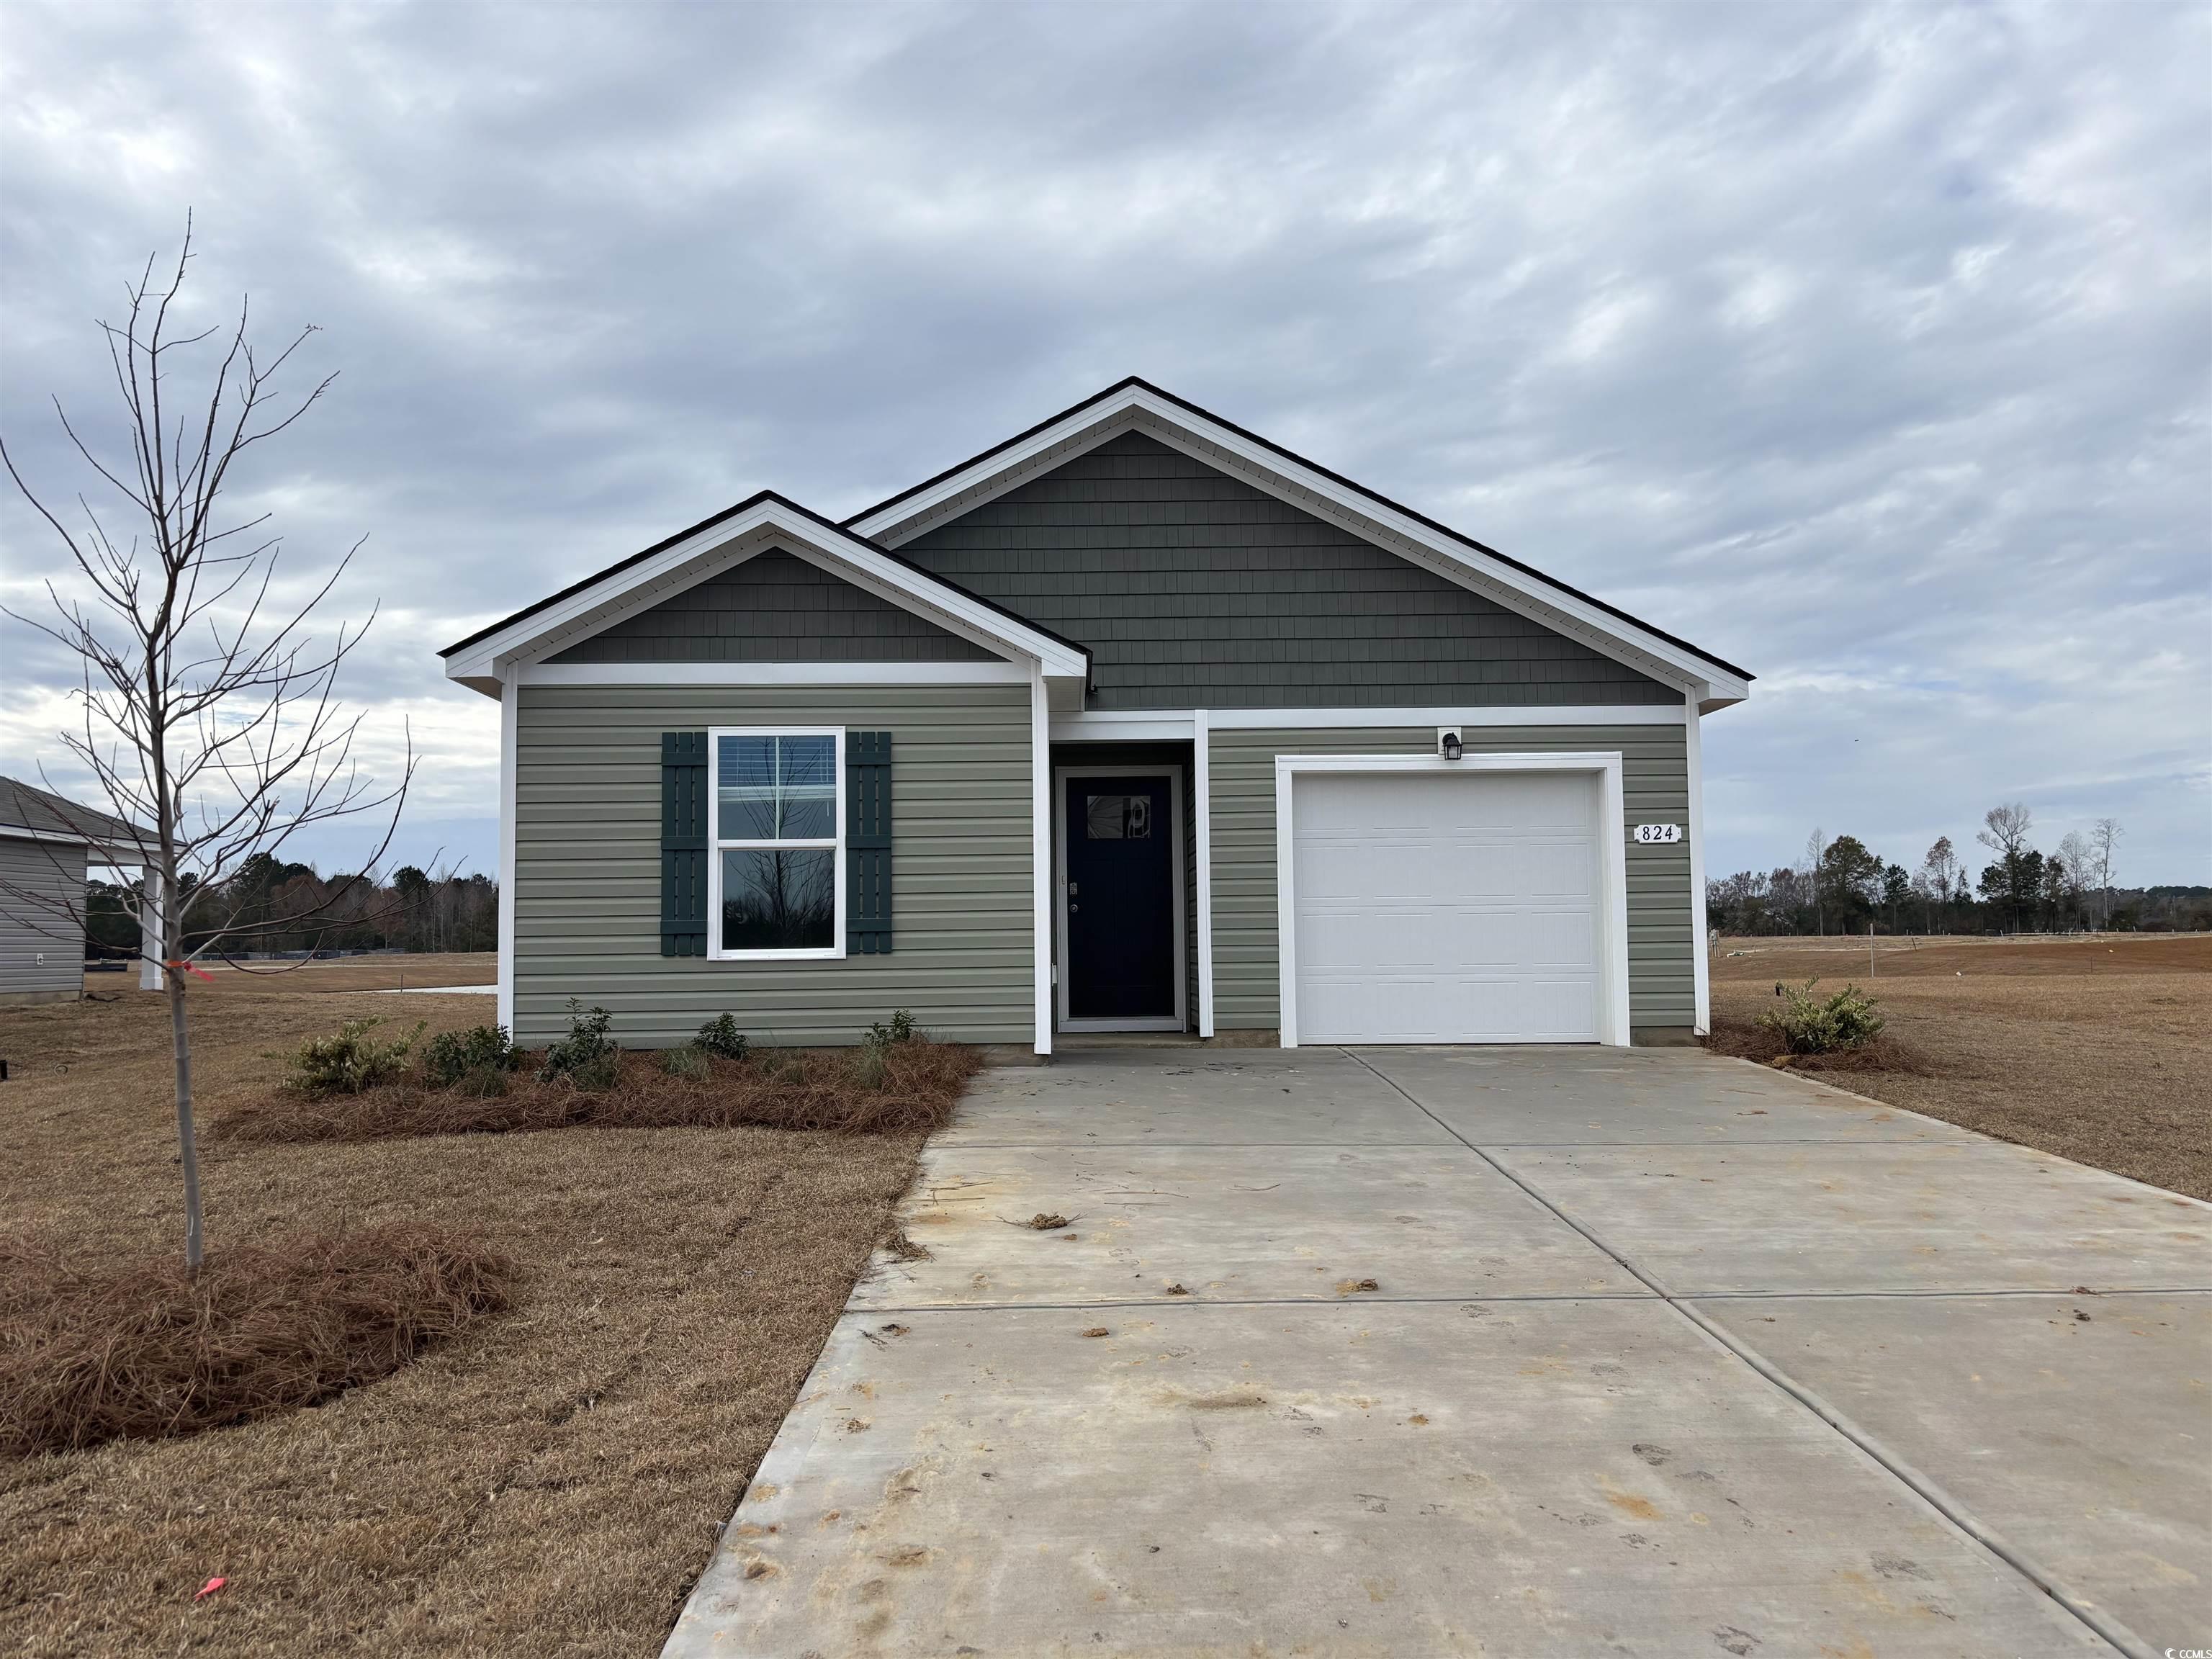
left=1207, top=723, right=1694, bottom=1034
left=514, top=682, right=1032, bottom=1048
left=547, top=547, right=997, bottom=663
left=901, top=432, right=1679, bottom=711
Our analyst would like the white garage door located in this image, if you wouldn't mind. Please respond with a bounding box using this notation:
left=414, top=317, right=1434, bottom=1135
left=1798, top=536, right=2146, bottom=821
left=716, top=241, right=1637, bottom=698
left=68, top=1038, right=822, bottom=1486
left=1289, top=769, right=1604, bottom=1044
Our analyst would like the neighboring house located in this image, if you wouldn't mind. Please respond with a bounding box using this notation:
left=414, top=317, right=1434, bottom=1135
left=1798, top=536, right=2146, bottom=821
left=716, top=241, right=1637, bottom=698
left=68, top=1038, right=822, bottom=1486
left=443, top=380, right=1752, bottom=1054
left=0, top=776, right=146, bottom=1005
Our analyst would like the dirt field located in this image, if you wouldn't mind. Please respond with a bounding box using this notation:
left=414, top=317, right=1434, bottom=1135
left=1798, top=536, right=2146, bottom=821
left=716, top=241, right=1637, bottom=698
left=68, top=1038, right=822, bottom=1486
left=0, top=960, right=924, bottom=1657
left=1712, top=932, right=2212, bottom=1200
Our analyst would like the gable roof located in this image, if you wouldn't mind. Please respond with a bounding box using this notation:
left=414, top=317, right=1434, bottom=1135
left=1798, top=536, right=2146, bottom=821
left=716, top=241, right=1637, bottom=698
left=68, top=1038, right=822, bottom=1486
left=843, top=378, right=1752, bottom=707
left=439, top=490, right=1092, bottom=696
left=0, top=775, right=150, bottom=854
left=543, top=547, right=999, bottom=665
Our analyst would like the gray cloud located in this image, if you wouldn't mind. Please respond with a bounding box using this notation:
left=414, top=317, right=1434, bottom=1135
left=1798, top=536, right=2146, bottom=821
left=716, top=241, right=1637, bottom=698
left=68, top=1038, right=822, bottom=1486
left=4, top=1, right=2206, bottom=884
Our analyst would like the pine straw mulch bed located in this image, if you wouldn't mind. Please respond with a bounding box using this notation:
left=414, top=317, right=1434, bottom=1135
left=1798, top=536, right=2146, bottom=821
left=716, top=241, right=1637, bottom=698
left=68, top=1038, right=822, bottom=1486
left=212, top=1037, right=982, bottom=1143
left=1, top=1228, right=512, bottom=1460
left=1702, top=1015, right=1935, bottom=1076
left=3, top=982, right=959, bottom=1656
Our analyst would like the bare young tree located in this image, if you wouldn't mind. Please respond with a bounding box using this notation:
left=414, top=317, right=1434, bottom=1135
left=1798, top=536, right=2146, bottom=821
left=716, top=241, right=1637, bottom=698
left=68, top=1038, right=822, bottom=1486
left=0, top=225, right=411, bottom=1274
left=2090, top=818, right=2123, bottom=929
left=1803, top=827, right=1828, bottom=936
left=2054, top=830, right=2093, bottom=932
left=1982, top=801, right=2026, bottom=938
left=1914, top=835, right=1961, bottom=934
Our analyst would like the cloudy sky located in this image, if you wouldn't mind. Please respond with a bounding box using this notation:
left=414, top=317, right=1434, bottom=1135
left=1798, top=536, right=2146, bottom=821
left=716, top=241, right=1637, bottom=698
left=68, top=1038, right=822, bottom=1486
left=3, top=2, right=2206, bottom=888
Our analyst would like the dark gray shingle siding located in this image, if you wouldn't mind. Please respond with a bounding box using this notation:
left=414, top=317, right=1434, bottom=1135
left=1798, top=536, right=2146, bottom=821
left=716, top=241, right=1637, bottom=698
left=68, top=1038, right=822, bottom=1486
left=900, top=433, right=1678, bottom=709
left=548, top=548, right=997, bottom=664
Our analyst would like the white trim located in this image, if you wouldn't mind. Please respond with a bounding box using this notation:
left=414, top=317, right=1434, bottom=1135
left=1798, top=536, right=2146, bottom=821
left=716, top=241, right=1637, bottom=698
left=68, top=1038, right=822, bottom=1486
left=1050, top=704, right=1685, bottom=743
left=1030, top=667, right=1053, bottom=1056
left=441, top=498, right=1089, bottom=691
left=521, top=660, right=1029, bottom=688
left=1272, top=751, right=1632, bottom=1049
left=770, top=540, right=1037, bottom=673
left=505, top=533, right=1043, bottom=677
left=847, top=385, right=1748, bottom=704
left=1194, top=707, right=1215, bottom=1039
left=1208, top=703, right=1687, bottom=730
left=498, top=667, right=518, bottom=1033
left=1053, top=764, right=1188, bottom=1033
left=1049, top=710, right=1197, bottom=742
left=1685, top=693, right=1711, bottom=1037
left=703, top=727, right=847, bottom=962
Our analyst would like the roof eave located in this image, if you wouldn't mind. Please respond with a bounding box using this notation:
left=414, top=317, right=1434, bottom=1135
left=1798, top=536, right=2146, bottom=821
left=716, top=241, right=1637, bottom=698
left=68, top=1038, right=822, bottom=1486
left=439, top=493, right=1092, bottom=688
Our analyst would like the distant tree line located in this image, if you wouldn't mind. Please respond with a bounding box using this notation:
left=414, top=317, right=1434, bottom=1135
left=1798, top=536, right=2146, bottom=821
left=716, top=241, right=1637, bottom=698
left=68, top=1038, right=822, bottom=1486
left=84, top=855, right=497, bottom=959
left=1707, top=806, right=2211, bottom=937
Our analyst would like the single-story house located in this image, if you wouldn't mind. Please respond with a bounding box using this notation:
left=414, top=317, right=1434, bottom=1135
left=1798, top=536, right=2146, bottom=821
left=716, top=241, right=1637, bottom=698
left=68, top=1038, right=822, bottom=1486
left=442, top=380, right=1750, bottom=1055
left=0, top=775, right=148, bottom=1005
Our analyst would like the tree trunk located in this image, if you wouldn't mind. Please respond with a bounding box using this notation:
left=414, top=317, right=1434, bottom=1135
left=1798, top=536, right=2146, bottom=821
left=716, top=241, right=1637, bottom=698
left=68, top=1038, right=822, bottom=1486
left=169, top=975, right=203, bottom=1274
left=163, top=881, right=204, bottom=1274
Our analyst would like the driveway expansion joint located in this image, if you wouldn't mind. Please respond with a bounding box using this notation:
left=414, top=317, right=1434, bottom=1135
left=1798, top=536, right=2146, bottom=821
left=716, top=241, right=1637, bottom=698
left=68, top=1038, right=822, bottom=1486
left=850, top=1290, right=1664, bottom=1316
left=1339, top=1046, right=2145, bottom=1659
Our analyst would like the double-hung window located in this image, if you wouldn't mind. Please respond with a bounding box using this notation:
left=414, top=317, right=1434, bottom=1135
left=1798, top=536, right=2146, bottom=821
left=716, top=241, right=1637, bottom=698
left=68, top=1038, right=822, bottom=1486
left=707, top=728, right=843, bottom=958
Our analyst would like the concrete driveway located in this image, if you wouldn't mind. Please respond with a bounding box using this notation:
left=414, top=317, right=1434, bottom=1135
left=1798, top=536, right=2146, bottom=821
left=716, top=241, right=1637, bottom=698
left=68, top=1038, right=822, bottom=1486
left=667, top=1048, right=2210, bottom=1658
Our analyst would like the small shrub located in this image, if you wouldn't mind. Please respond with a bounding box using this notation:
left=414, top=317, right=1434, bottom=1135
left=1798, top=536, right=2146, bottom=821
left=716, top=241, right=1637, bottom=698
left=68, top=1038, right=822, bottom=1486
left=1758, top=979, right=1886, bottom=1054
left=657, top=1044, right=710, bottom=1079
left=866, top=1009, right=918, bottom=1048
left=421, top=1025, right=518, bottom=1089
left=279, top=1018, right=424, bottom=1097
left=696, top=1015, right=749, bottom=1062
left=218, top=1035, right=982, bottom=1141
left=539, top=1000, right=617, bottom=1086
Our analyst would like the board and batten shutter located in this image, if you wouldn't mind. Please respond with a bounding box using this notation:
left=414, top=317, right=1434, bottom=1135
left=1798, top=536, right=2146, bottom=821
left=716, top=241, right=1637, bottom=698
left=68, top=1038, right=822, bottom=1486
left=847, top=730, right=893, bottom=954
left=660, top=731, right=709, bottom=956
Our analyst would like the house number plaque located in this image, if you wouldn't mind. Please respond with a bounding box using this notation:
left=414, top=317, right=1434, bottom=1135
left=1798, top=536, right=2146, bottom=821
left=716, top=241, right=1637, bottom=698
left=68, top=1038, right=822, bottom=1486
left=1633, top=823, right=1684, bottom=844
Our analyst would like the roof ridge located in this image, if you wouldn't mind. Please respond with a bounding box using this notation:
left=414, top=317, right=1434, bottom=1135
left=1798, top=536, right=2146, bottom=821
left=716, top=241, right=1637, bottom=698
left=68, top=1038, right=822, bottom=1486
left=842, top=377, right=1751, bottom=685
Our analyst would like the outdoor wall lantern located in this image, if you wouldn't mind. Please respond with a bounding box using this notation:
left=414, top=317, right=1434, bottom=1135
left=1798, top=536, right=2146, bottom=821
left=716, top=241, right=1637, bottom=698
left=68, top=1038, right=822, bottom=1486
left=1437, top=727, right=1465, bottom=761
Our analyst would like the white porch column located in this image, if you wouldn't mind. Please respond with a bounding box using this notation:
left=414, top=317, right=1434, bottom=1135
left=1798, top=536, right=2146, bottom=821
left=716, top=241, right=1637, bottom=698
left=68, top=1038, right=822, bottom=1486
left=138, top=868, right=166, bottom=992
left=1030, top=663, right=1053, bottom=1057
left=1686, top=691, right=1711, bottom=1037
left=1194, top=707, right=1215, bottom=1038
left=498, top=663, right=518, bottom=1035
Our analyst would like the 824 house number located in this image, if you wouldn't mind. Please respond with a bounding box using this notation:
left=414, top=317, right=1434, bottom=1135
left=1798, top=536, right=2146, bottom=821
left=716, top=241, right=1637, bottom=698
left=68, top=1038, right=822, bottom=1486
left=1633, top=823, right=1683, bottom=844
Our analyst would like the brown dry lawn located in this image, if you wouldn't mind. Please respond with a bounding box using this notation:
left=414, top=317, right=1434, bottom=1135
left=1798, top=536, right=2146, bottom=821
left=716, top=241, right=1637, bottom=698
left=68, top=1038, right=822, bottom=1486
left=1, top=956, right=927, bottom=1656
left=1712, top=932, right=2212, bottom=1200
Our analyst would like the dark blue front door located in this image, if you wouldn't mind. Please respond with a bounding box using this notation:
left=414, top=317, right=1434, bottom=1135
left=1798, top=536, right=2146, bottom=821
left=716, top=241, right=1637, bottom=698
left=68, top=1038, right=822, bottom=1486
left=1064, top=773, right=1176, bottom=1022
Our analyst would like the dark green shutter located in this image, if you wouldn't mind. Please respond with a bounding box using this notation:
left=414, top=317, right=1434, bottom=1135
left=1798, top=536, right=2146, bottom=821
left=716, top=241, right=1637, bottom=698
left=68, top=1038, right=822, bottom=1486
left=660, top=731, right=708, bottom=956
left=848, top=731, right=892, bottom=954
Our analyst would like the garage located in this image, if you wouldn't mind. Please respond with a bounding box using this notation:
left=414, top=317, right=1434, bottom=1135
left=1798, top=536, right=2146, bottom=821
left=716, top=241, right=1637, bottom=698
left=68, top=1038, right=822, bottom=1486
left=1277, top=757, right=1628, bottom=1046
